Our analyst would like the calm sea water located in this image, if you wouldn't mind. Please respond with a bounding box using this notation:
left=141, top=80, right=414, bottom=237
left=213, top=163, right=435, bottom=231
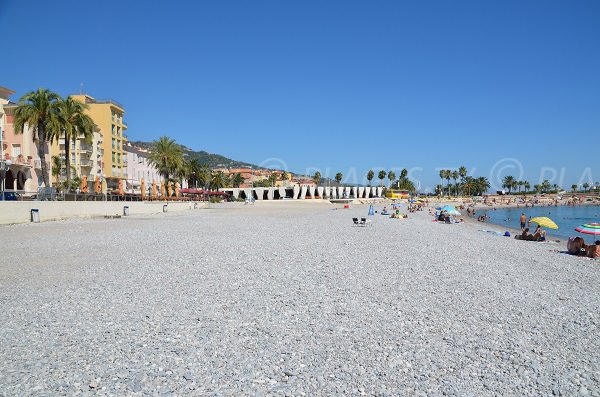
left=475, top=205, right=600, bottom=243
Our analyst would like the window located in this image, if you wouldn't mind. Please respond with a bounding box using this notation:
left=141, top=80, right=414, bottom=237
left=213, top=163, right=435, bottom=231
left=112, top=138, right=115, bottom=149
left=11, top=144, right=22, bottom=157
left=112, top=124, right=116, bottom=135
left=117, top=127, right=121, bottom=136
left=112, top=152, right=116, bottom=163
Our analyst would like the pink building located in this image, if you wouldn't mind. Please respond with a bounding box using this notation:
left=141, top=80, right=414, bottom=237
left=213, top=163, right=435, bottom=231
left=1, top=86, right=50, bottom=193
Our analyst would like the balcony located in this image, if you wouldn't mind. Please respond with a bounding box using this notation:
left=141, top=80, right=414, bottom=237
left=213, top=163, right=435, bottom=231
left=79, top=144, right=93, bottom=153
left=7, top=155, right=33, bottom=167
left=80, top=160, right=94, bottom=168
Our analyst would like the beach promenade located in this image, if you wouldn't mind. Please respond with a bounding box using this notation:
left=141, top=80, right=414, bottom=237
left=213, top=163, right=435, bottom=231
left=1, top=202, right=599, bottom=396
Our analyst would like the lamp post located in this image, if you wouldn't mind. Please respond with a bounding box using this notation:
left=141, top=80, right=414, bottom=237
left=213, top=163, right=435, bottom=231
left=1, top=159, right=13, bottom=200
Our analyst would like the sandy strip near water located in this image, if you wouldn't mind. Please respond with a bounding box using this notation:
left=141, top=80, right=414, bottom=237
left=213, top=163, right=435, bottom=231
left=0, top=201, right=598, bottom=396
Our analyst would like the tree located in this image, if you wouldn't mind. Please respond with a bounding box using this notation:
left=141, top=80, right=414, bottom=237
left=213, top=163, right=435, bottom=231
left=335, top=172, right=343, bottom=185
left=451, top=170, right=459, bottom=196
left=14, top=88, right=61, bottom=187
left=367, top=170, right=374, bottom=186
left=443, top=170, right=452, bottom=196
left=268, top=172, right=277, bottom=186
left=148, top=136, right=184, bottom=182
left=209, top=171, right=226, bottom=190
left=51, top=96, right=95, bottom=187
left=387, top=170, right=396, bottom=188
left=475, top=177, right=490, bottom=196
left=313, top=171, right=321, bottom=186
left=378, top=170, right=386, bottom=187
left=458, top=166, right=468, bottom=182
left=185, top=158, right=204, bottom=188
left=524, top=181, right=530, bottom=193
left=231, top=173, right=244, bottom=188
left=583, top=182, right=590, bottom=192
left=541, top=180, right=551, bottom=193
left=51, top=155, right=62, bottom=186
left=438, top=170, right=445, bottom=196
left=502, top=176, right=515, bottom=194
left=464, top=176, right=475, bottom=196
left=280, top=171, right=288, bottom=183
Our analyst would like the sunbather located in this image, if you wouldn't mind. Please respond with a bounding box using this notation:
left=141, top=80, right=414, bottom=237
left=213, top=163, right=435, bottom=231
left=587, top=240, right=600, bottom=258
left=567, top=236, right=586, bottom=255
left=532, top=225, right=547, bottom=242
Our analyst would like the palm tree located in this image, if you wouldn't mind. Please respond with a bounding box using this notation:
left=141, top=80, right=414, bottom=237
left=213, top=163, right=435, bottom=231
left=367, top=170, right=374, bottom=186
left=335, top=172, right=343, bottom=186
left=475, top=177, right=490, bottom=196
left=51, top=155, right=62, bottom=186
left=541, top=180, right=551, bottom=193
left=502, top=175, right=515, bottom=194
left=443, top=170, right=451, bottom=196
left=148, top=136, right=183, bottom=182
left=583, top=182, right=590, bottom=192
left=378, top=170, right=386, bottom=187
left=438, top=170, right=445, bottom=196
left=13, top=88, right=61, bottom=187
left=52, top=97, right=95, bottom=186
left=387, top=170, right=396, bottom=188
left=524, top=181, right=531, bottom=193
left=451, top=170, right=459, bottom=196
left=400, top=168, right=408, bottom=179
left=209, top=171, right=226, bottom=190
left=313, top=171, right=321, bottom=186
left=231, top=173, right=244, bottom=188
left=458, top=166, right=467, bottom=182
left=464, top=176, right=475, bottom=196
left=185, top=158, right=203, bottom=188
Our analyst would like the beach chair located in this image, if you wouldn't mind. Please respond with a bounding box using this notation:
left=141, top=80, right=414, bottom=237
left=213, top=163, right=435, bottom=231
left=352, top=218, right=360, bottom=225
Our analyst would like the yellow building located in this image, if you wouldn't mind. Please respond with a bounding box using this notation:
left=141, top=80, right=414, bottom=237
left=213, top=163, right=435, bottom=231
left=70, top=94, right=128, bottom=179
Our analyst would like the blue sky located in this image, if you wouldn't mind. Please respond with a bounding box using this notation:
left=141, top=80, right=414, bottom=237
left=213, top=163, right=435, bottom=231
left=1, top=1, right=598, bottom=191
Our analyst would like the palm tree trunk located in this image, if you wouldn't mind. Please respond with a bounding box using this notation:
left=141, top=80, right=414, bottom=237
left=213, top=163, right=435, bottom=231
left=37, top=122, right=50, bottom=187
left=65, top=135, right=71, bottom=187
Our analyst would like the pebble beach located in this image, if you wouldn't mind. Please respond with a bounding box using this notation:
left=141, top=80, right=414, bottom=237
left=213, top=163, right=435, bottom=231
left=1, top=201, right=599, bottom=396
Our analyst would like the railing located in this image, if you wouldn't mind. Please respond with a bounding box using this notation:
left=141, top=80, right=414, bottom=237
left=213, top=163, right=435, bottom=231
left=80, top=144, right=93, bottom=153
left=80, top=160, right=94, bottom=167
left=7, top=156, right=33, bottom=166
left=87, top=98, right=125, bottom=110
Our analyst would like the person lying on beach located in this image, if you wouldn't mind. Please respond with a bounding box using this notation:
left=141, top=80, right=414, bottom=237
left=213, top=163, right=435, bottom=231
left=516, top=228, right=535, bottom=241
left=532, top=225, right=547, bottom=242
left=567, top=237, right=587, bottom=256
left=587, top=241, right=600, bottom=259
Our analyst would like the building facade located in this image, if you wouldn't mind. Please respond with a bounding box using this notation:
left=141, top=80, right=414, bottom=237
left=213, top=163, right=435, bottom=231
left=71, top=94, right=127, bottom=180
left=124, top=143, right=162, bottom=193
left=1, top=86, right=50, bottom=192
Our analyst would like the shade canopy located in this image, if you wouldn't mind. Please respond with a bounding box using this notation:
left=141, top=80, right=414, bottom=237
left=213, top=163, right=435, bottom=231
left=530, top=217, right=558, bottom=230
left=575, top=223, right=600, bottom=235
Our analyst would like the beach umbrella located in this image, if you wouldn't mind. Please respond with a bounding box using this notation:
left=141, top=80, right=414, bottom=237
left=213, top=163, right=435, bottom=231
left=101, top=179, right=107, bottom=195
left=160, top=182, right=166, bottom=198
left=530, top=216, right=558, bottom=229
left=575, top=223, right=600, bottom=235
left=118, top=179, right=124, bottom=195
left=151, top=180, right=157, bottom=199
left=94, top=176, right=100, bottom=194
left=442, top=205, right=461, bottom=216
left=168, top=181, right=174, bottom=197
left=175, top=182, right=180, bottom=199
left=141, top=178, right=146, bottom=199
left=368, top=204, right=375, bottom=216
left=80, top=175, right=88, bottom=193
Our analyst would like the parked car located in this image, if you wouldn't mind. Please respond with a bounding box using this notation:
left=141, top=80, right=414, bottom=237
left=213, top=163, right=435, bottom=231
left=0, top=191, right=21, bottom=201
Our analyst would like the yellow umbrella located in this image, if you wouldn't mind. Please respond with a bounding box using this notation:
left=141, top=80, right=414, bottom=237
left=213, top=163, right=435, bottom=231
left=152, top=180, right=157, bottom=199
left=175, top=182, right=180, bottom=199
left=141, top=178, right=146, bottom=199
left=530, top=217, right=558, bottom=229
left=94, top=176, right=101, bottom=194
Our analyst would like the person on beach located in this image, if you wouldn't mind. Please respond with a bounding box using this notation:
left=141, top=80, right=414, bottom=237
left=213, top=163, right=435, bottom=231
left=532, top=225, right=547, bottom=242
left=520, top=213, right=527, bottom=230
left=567, top=237, right=587, bottom=256
left=519, top=228, right=533, bottom=240
left=587, top=241, right=600, bottom=259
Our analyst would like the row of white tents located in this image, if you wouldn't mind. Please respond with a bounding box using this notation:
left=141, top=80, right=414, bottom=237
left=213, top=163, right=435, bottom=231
left=221, top=186, right=385, bottom=200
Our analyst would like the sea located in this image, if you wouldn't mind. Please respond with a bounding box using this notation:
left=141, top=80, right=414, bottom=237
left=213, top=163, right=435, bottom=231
left=474, top=205, right=600, bottom=243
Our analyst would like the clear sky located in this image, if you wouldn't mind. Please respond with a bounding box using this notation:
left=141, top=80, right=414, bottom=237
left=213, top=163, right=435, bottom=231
left=1, top=0, right=598, bottom=191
